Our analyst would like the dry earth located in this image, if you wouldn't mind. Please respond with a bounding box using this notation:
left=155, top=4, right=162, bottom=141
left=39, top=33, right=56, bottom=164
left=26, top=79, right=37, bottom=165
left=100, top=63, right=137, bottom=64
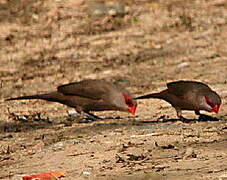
left=0, top=0, right=227, bottom=179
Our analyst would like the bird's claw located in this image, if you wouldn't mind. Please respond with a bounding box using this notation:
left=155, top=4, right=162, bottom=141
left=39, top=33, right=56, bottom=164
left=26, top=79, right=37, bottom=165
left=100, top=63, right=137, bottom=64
left=179, top=116, right=191, bottom=123
left=81, top=112, right=104, bottom=122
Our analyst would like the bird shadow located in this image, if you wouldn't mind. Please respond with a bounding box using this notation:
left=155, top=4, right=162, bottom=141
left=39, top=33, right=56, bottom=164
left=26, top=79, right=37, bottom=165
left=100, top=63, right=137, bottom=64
left=0, top=113, right=223, bottom=150
left=126, top=113, right=221, bottom=125
left=0, top=117, right=53, bottom=134
left=0, top=111, right=221, bottom=135
left=198, top=114, right=220, bottom=121
left=0, top=110, right=62, bottom=133
left=154, top=114, right=220, bottom=123
left=74, top=113, right=222, bottom=128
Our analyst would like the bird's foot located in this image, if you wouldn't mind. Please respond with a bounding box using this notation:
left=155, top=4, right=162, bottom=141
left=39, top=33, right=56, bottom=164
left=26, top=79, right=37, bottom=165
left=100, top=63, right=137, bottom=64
left=176, top=109, right=190, bottom=122
left=84, top=112, right=104, bottom=120
left=67, top=110, right=103, bottom=123
left=79, top=112, right=104, bottom=123
left=195, top=110, right=201, bottom=116
left=179, top=116, right=191, bottom=123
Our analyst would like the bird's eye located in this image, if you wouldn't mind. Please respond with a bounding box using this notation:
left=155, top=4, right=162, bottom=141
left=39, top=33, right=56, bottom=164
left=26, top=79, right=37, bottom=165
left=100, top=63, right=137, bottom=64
left=125, top=98, right=132, bottom=105
left=126, top=100, right=133, bottom=105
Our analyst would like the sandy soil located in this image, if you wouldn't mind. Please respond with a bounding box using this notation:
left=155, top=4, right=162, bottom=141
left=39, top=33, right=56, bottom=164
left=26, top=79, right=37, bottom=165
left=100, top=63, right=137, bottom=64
left=0, top=0, right=227, bottom=179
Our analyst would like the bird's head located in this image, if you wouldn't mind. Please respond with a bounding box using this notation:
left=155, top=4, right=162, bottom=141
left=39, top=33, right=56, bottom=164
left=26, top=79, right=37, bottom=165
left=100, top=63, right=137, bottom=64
left=204, top=91, right=221, bottom=113
left=123, top=93, right=137, bottom=115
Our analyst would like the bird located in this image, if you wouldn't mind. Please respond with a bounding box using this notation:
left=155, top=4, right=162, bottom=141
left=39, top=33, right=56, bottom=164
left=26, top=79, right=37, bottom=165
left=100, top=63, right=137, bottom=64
left=136, top=80, right=221, bottom=120
left=6, top=79, right=137, bottom=121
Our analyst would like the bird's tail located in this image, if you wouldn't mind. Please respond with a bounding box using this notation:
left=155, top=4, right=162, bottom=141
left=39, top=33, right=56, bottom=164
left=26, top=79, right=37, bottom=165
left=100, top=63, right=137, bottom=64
left=6, top=95, right=42, bottom=101
left=135, top=92, right=164, bottom=100
left=5, top=92, right=61, bottom=102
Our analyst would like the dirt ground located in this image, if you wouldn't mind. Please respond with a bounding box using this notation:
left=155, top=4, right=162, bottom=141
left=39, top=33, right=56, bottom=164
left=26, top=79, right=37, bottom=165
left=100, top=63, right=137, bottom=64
left=0, top=0, right=227, bottom=179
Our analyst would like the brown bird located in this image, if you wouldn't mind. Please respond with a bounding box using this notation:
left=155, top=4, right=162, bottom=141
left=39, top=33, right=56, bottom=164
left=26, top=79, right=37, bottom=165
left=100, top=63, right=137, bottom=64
left=6, top=79, right=137, bottom=120
left=136, top=80, right=221, bottom=119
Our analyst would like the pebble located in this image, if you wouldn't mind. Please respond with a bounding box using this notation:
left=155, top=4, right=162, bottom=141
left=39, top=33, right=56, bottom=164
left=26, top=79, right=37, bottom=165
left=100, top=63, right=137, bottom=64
left=82, top=171, right=91, bottom=176
left=177, top=62, right=190, bottom=69
left=67, top=110, right=78, bottom=116
left=90, top=3, right=126, bottom=16
left=46, top=142, right=65, bottom=151
left=184, top=147, right=197, bottom=159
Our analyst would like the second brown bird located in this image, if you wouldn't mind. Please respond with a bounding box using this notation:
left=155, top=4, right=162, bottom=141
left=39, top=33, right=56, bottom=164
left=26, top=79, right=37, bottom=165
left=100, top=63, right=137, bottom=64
left=136, top=80, right=221, bottom=119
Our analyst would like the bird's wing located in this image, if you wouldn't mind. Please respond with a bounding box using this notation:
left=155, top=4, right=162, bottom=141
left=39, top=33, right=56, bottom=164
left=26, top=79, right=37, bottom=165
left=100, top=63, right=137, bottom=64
left=166, top=80, right=211, bottom=97
left=57, top=79, right=115, bottom=100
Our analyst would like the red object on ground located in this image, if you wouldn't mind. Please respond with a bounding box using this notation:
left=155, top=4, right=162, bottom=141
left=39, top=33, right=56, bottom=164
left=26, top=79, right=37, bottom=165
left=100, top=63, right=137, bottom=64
left=22, top=170, right=66, bottom=180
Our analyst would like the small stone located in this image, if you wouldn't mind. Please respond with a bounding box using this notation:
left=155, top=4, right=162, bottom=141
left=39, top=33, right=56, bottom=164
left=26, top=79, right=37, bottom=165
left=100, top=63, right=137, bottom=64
left=124, top=6, right=130, bottom=13
left=32, top=14, right=39, bottom=20
left=117, top=144, right=127, bottom=153
left=82, top=171, right=91, bottom=176
left=90, top=3, right=126, bottom=16
left=184, top=147, right=197, bottom=159
left=21, top=116, right=28, bottom=121
left=49, top=142, right=65, bottom=151
left=67, top=110, right=78, bottom=116
left=115, top=154, right=125, bottom=163
left=93, top=9, right=103, bottom=15
left=108, top=9, right=117, bottom=16
left=177, top=62, right=190, bottom=69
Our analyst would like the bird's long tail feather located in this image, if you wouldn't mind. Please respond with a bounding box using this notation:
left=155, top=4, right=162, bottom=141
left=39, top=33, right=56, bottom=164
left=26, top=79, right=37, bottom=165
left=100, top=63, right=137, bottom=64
left=5, top=92, right=60, bottom=102
left=135, top=92, right=164, bottom=100
left=6, top=95, right=42, bottom=101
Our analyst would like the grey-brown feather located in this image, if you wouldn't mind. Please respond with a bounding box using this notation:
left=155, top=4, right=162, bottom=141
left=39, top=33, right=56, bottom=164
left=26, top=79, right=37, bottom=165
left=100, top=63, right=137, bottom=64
left=6, top=79, right=134, bottom=113
left=166, top=80, right=211, bottom=97
left=136, top=80, right=221, bottom=118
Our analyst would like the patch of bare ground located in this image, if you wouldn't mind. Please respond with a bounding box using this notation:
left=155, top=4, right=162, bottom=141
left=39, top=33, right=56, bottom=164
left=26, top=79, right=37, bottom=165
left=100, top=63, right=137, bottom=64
left=0, top=0, right=227, bottom=179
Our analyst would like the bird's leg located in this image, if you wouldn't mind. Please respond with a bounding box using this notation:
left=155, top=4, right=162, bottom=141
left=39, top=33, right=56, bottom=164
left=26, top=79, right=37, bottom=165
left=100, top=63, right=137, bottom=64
left=68, top=108, right=103, bottom=123
left=195, top=110, right=215, bottom=121
left=176, top=108, right=189, bottom=122
left=176, top=108, right=183, bottom=119
left=195, top=110, right=206, bottom=121
left=67, top=109, right=102, bottom=122
left=195, top=110, right=201, bottom=116
left=83, top=111, right=104, bottom=121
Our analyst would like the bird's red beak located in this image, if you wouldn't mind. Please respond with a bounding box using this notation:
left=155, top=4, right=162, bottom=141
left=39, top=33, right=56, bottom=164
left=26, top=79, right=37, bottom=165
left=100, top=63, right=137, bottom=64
left=212, top=104, right=220, bottom=113
left=128, top=106, right=137, bottom=115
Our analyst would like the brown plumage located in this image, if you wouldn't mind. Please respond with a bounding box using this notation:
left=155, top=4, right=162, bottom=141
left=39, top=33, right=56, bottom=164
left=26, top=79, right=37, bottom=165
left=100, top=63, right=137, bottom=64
left=6, top=79, right=137, bottom=120
left=136, top=80, right=221, bottom=119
